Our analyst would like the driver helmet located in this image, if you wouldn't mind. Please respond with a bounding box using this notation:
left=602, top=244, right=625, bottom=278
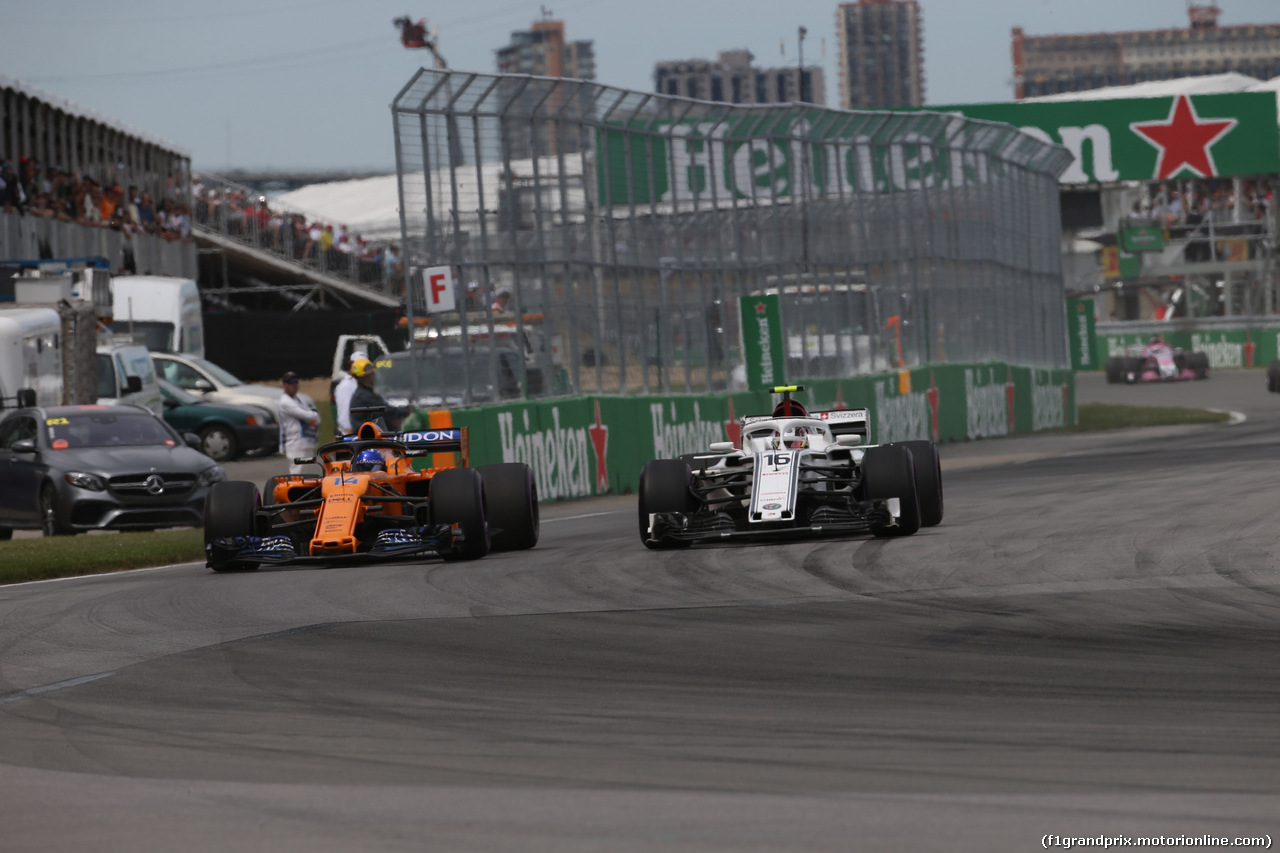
left=351, top=449, right=386, bottom=473
left=784, top=425, right=809, bottom=450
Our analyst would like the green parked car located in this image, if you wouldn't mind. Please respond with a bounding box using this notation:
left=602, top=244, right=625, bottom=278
left=157, top=379, right=279, bottom=462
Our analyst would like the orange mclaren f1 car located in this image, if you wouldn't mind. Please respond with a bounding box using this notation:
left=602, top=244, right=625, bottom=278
left=203, top=415, right=538, bottom=571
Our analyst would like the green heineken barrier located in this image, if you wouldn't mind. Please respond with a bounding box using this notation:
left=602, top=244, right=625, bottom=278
left=1094, top=325, right=1280, bottom=370
left=413, top=362, right=1075, bottom=501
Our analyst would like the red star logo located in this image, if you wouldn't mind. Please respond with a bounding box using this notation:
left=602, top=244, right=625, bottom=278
left=588, top=399, right=609, bottom=493
left=754, top=301, right=766, bottom=314
left=723, top=397, right=741, bottom=447
left=1130, top=95, right=1237, bottom=180
left=926, top=370, right=940, bottom=443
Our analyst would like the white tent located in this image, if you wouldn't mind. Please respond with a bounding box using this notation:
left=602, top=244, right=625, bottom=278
left=275, top=155, right=586, bottom=242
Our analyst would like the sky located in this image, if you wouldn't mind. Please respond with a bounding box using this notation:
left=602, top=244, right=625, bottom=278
left=4, top=0, right=1278, bottom=172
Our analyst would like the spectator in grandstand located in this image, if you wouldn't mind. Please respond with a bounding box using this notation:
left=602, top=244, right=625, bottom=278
left=174, top=204, right=192, bottom=239
left=79, top=180, right=102, bottom=225
left=491, top=288, right=512, bottom=314
left=98, top=184, right=121, bottom=222
left=0, top=159, right=26, bottom=212
left=19, top=157, right=39, bottom=202
left=303, top=220, right=321, bottom=260
left=137, top=191, right=157, bottom=232
left=319, top=223, right=334, bottom=263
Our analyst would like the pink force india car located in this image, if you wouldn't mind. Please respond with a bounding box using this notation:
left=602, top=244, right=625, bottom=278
left=1104, top=340, right=1209, bottom=384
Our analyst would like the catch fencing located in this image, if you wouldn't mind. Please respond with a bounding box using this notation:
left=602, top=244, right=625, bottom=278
left=392, top=68, right=1073, bottom=403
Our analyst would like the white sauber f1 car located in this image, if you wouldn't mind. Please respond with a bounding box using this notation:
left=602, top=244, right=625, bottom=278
left=638, top=386, right=942, bottom=549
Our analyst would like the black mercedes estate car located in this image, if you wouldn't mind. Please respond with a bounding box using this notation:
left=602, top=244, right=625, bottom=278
left=0, top=404, right=226, bottom=537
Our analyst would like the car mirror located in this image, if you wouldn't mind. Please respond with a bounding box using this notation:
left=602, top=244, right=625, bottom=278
left=292, top=456, right=316, bottom=466
left=708, top=441, right=736, bottom=453
left=184, top=432, right=202, bottom=449
left=125, top=375, right=143, bottom=394
left=835, top=434, right=863, bottom=447
left=194, top=379, right=215, bottom=393
left=12, top=438, right=38, bottom=454
left=16, top=388, right=37, bottom=408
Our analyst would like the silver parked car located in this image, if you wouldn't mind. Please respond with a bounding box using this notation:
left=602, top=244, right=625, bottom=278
left=151, top=352, right=314, bottom=419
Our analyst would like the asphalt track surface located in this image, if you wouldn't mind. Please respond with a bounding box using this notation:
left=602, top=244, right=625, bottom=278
left=2, top=370, right=1278, bottom=852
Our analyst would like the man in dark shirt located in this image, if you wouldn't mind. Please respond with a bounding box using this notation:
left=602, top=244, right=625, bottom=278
left=346, top=358, right=401, bottom=431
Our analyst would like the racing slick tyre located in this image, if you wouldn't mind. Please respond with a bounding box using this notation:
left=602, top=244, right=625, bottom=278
left=204, top=481, right=261, bottom=572
left=1190, top=351, right=1210, bottom=380
left=1268, top=359, right=1280, bottom=392
left=1104, top=356, right=1124, bottom=384
left=861, top=445, right=921, bottom=538
left=199, top=424, right=237, bottom=462
left=1122, top=357, right=1144, bottom=384
left=478, top=462, right=539, bottom=552
left=638, top=459, right=695, bottom=550
left=431, top=468, right=490, bottom=561
left=897, top=440, right=943, bottom=528
left=0, top=527, right=12, bottom=540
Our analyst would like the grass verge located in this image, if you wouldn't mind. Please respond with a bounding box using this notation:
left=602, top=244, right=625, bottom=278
left=0, top=529, right=204, bottom=586
left=1066, top=402, right=1231, bottom=431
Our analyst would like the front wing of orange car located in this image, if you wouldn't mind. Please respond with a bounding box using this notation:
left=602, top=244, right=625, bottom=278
left=205, top=522, right=464, bottom=567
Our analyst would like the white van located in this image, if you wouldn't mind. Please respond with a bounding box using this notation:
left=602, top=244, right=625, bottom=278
left=96, top=343, right=163, bottom=415
left=0, top=307, right=63, bottom=409
left=110, top=276, right=204, bottom=358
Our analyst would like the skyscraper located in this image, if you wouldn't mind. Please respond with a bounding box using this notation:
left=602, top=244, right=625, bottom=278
left=495, top=19, right=595, bottom=81
left=1013, top=5, right=1280, bottom=99
left=835, top=0, right=925, bottom=110
left=494, top=18, right=596, bottom=160
left=653, top=50, right=826, bottom=105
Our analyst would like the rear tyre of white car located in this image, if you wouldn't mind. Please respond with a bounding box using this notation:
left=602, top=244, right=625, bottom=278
left=1268, top=359, right=1280, bottom=392
left=478, top=463, right=539, bottom=552
left=862, top=445, right=921, bottom=538
left=431, top=468, right=490, bottom=561
left=204, top=481, right=261, bottom=572
left=638, top=459, right=694, bottom=549
left=897, top=440, right=943, bottom=527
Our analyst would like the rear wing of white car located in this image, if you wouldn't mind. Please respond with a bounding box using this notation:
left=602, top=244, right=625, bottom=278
left=812, top=409, right=870, bottom=442
left=739, top=407, right=869, bottom=443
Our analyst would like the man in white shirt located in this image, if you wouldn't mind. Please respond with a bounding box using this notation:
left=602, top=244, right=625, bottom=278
left=277, top=371, right=320, bottom=474
left=332, top=352, right=366, bottom=439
